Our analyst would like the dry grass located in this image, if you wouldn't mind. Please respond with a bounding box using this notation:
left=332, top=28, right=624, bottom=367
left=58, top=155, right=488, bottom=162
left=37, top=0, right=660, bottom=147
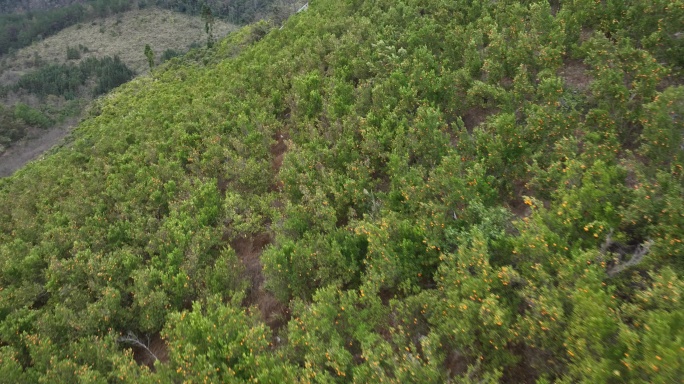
left=0, top=7, right=236, bottom=81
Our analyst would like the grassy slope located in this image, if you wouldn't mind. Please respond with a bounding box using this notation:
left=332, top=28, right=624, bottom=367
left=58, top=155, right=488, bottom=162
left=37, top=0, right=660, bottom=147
left=0, top=7, right=236, bottom=82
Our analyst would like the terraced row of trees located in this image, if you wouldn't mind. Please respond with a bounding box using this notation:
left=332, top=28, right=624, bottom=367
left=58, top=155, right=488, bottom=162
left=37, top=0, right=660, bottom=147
left=0, top=0, right=682, bottom=382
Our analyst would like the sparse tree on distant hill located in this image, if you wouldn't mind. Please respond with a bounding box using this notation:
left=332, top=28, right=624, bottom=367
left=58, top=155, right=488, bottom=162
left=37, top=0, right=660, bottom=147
left=269, top=0, right=300, bottom=26
left=201, top=4, right=215, bottom=48
left=144, top=44, right=155, bottom=69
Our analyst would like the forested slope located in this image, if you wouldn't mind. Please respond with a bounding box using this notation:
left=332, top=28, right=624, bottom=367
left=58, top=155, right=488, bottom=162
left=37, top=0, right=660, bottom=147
left=0, top=0, right=683, bottom=382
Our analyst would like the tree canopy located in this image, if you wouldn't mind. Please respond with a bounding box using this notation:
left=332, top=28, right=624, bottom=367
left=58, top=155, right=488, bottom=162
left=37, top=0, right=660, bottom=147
left=0, top=0, right=682, bottom=382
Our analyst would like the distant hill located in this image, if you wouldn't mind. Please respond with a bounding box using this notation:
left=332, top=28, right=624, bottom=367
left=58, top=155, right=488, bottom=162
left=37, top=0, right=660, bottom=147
left=1, top=7, right=236, bottom=78
left=0, top=0, right=303, bottom=24
left=0, top=7, right=236, bottom=174
left=0, top=0, right=297, bottom=59
left=0, top=0, right=87, bottom=14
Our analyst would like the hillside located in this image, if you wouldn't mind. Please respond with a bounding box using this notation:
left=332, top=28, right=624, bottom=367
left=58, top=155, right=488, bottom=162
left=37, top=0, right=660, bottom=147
left=0, top=0, right=283, bottom=54
left=0, top=7, right=236, bottom=78
left=0, top=7, right=236, bottom=176
left=0, top=0, right=87, bottom=14
left=0, top=0, right=683, bottom=383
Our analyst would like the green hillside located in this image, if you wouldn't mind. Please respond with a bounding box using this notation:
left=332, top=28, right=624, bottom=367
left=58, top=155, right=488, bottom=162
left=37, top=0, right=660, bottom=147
left=1, top=0, right=683, bottom=382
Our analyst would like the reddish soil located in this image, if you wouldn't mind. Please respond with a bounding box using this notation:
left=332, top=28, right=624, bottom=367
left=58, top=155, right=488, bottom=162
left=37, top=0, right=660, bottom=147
left=271, top=132, right=288, bottom=170
left=231, top=233, right=272, bottom=301
left=230, top=131, right=291, bottom=331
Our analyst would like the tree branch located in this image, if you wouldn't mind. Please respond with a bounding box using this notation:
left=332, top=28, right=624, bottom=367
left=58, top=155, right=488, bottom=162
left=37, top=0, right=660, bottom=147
left=606, top=239, right=653, bottom=278
left=117, top=331, right=159, bottom=362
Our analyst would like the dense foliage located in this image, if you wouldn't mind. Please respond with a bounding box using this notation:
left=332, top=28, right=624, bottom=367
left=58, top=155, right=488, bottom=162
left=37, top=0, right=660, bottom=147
left=1, top=0, right=683, bottom=382
left=14, top=55, right=133, bottom=98
left=0, top=103, right=54, bottom=152
left=0, top=105, right=29, bottom=150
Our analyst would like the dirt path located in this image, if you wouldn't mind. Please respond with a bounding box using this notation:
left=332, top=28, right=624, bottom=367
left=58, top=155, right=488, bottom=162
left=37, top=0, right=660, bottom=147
left=0, top=123, right=74, bottom=177
left=131, top=132, right=291, bottom=365
left=231, top=233, right=288, bottom=330
left=231, top=131, right=290, bottom=332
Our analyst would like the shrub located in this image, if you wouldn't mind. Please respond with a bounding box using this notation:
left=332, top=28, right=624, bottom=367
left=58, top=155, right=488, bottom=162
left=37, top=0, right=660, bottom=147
left=13, top=103, right=53, bottom=129
left=66, top=46, right=81, bottom=60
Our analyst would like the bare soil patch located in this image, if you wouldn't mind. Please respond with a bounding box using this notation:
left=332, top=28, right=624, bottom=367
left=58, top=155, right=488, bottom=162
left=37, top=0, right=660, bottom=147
left=228, top=134, right=292, bottom=332
left=271, top=136, right=288, bottom=170
left=231, top=233, right=289, bottom=331
left=461, top=106, right=498, bottom=132
left=559, top=58, right=592, bottom=92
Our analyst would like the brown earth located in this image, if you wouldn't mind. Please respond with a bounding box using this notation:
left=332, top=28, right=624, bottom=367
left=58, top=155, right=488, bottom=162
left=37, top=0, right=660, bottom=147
left=232, top=131, right=290, bottom=333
